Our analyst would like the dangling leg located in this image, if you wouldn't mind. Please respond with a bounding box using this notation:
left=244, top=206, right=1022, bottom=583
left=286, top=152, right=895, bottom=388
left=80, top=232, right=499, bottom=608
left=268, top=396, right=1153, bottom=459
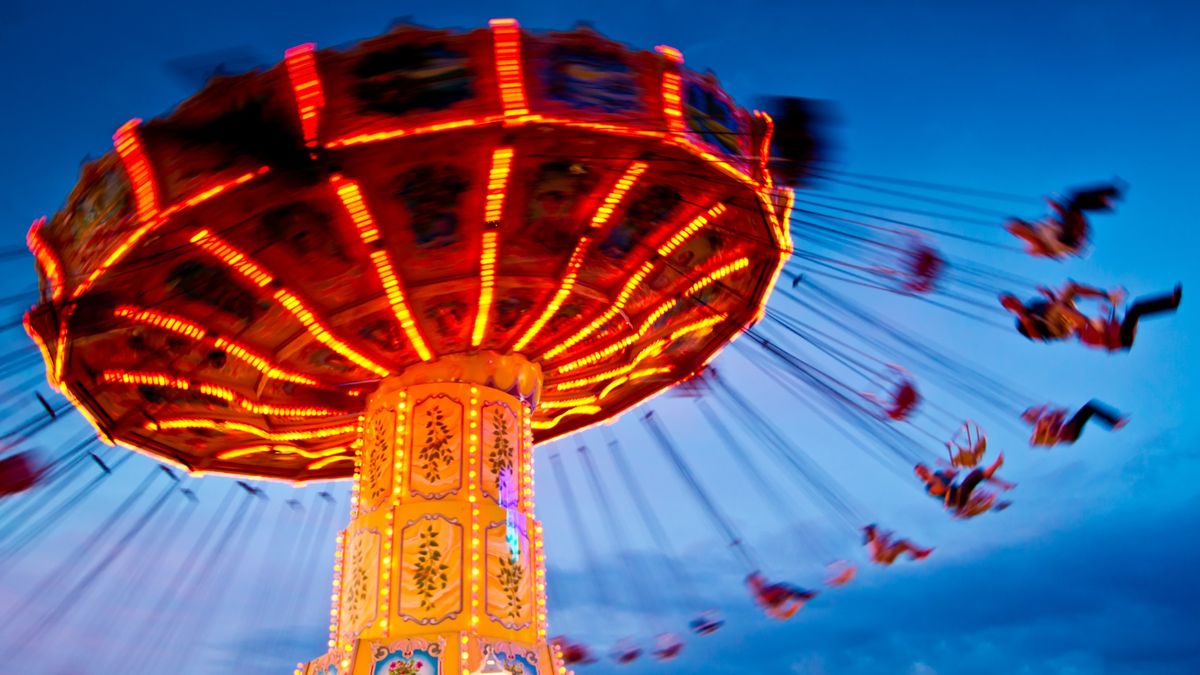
left=1060, top=400, right=1126, bottom=442
left=953, top=469, right=987, bottom=509
left=1120, top=285, right=1183, bottom=348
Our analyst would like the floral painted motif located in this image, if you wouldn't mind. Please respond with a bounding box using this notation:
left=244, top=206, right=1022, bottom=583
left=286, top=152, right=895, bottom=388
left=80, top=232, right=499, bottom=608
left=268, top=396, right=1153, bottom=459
left=413, top=524, right=449, bottom=611
left=486, top=405, right=514, bottom=494
left=363, top=408, right=394, bottom=510
left=418, top=406, right=454, bottom=482
left=496, top=552, right=525, bottom=621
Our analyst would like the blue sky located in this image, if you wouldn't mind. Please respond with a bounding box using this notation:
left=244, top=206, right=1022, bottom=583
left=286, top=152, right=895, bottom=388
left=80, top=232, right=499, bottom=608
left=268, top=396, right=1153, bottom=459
left=1, top=1, right=1198, bottom=673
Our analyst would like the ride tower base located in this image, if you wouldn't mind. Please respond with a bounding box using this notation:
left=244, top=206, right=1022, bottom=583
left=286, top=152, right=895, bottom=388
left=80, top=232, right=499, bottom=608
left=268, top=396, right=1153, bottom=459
left=300, top=353, right=568, bottom=675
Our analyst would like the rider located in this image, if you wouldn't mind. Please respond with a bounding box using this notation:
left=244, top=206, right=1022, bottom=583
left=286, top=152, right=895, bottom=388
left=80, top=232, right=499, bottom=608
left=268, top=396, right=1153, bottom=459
left=1022, top=400, right=1127, bottom=446
left=862, top=524, right=934, bottom=565
left=746, top=572, right=817, bottom=620
left=1001, top=281, right=1182, bottom=351
left=1005, top=182, right=1122, bottom=259
left=915, top=454, right=1015, bottom=519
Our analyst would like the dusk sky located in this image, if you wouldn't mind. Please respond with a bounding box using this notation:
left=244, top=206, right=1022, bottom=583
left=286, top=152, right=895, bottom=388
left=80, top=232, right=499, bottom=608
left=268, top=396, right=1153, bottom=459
left=1, top=1, right=1198, bottom=673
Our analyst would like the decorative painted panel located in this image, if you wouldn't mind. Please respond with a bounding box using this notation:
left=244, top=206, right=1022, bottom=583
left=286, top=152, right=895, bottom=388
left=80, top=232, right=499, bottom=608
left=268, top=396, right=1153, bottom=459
left=362, top=406, right=396, bottom=512
left=481, top=400, right=519, bottom=504
left=397, top=515, right=463, bottom=625
left=407, top=393, right=463, bottom=498
left=340, top=528, right=382, bottom=643
left=369, top=637, right=446, bottom=675
left=484, top=519, right=533, bottom=630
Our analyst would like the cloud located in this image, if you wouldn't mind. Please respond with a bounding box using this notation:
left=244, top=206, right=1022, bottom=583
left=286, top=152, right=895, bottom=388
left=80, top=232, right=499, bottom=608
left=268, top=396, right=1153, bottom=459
left=571, top=494, right=1200, bottom=675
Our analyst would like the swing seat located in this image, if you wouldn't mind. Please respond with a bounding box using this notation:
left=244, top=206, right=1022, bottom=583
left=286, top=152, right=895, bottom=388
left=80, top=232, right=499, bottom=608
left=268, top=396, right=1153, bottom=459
left=610, top=639, right=642, bottom=664
left=689, top=610, right=725, bottom=635
left=652, top=633, right=685, bottom=660
left=0, top=450, right=45, bottom=497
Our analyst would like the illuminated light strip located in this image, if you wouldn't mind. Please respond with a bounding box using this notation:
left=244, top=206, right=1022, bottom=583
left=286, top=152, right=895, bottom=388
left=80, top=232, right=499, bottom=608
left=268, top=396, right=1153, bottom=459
left=777, top=186, right=796, bottom=251
left=113, top=119, right=160, bottom=227
left=754, top=110, right=775, bottom=188
left=190, top=229, right=391, bottom=376
left=472, top=147, right=513, bottom=347
left=596, top=366, right=675, bottom=403
left=472, top=230, right=499, bottom=348
left=537, top=396, right=599, bottom=410
left=670, top=314, right=726, bottom=340
left=238, top=400, right=349, bottom=418
left=284, top=43, right=325, bottom=147
left=589, top=162, right=649, bottom=230
left=555, top=340, right=666, bottom=391
left=23, top=312, right=61, bottom=392
left=543, top=203, right=726, bottom=361
left=189, top=230, right=274, bottom=286
left=27, top=218, right=71, bottom=386
left=309, top=455, right=354, bottom=470
left=556, top=333, right=637, bottom=374
left=554, top=259, right=746, bottom=380
left=489, top=19, right=529, bottom=116
left=597, top=377, right=629, bottom=401
left=157, top=167, right=269, bottom=221
left=521, top=407, right=534, bottom=513
left=512, top=162, right=649, bottom=353
left=530, top=405, right=602, bottom=430
left=656, top=203, right=726, bottom=256
left=483, top=147, right=515, bottom=223
left=684, top=256, right=750, bottom=296
left=101, top=369, right=349, bottom=417
left=655, top=46, right=685, bottom=135
left=216, top=445, right=348, bottom=461
left=28, top=218, right=64, bottom=303
left=552, top=207, right=729, bottom=369
left=114, top=306, right=321, bottom=386
left=332, top=176, right=433, bottom=361
left=146, top=418, right=357, bottom=442
left=540, top=261, right=651, bottom=361
left=73, top=166, right=268, bottom=301
left=511, top=236, right=589, bottom=353
left=755, top=111, right=775, bottom=181
left=468, top=386, right=482, bottom=633
left=326, top=117, right=496, bottom=148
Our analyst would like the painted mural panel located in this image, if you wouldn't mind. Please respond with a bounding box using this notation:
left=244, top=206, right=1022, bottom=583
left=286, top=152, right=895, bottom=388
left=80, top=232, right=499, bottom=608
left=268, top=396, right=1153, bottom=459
left=407, top=393, right=464, bottom=499
left=484, top=520, right=533, bottom=631
left=361, top=406, right=396, bottom=512
left=351, top=41, right=474, bottom=117
left=397, top=515, right=463, bottom=625
left=41, top=155, right=135, bottom=289
left=481, top=400, right=519, bottom=504
left=543, top=43, right=642, bottom=113
left=340, top=528, right=382, bottom=643
left=369, top=637, right=445, bottom=675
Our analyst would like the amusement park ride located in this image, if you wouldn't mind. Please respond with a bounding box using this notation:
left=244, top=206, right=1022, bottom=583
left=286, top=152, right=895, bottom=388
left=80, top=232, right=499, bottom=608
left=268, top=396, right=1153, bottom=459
left=21, top=19, right=793, bottom=675
left=12, top=14, right=1183, bottom=675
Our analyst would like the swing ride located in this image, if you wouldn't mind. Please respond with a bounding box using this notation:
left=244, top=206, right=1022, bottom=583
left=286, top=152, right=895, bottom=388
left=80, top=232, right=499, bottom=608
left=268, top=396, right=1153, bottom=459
left=3, top=13, right=1185, bottom=675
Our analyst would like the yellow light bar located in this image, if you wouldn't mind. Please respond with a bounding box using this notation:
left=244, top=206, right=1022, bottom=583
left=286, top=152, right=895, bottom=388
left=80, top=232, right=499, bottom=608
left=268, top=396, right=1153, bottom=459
left=284, top=43, right=325, bottom=147
left=530, top=406, right=602, bottom=430
left=489, top=19, right=530, bottom=116
left=472, top=147, right=514, bottom=347
left=472, top=230, right=500, bottom=347
left=147, top=418, right=357, bottom=442
left=332, top=175, right=433, bottom=361
left=190, top=229, right=390, bottom=377
left=27, top=217, right=64, bottom=303
left=114, top=306, right=321, bottom=386
left=545, top=203, right=729, bottom=363
left=217, top=445, right=348, bottom=461
left=512, top=162, right=649, bottom=353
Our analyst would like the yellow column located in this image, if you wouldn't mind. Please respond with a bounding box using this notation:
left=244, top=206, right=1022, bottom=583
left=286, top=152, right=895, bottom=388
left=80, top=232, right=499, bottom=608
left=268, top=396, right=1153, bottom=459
left=302, top=353, right=565, bottom=675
